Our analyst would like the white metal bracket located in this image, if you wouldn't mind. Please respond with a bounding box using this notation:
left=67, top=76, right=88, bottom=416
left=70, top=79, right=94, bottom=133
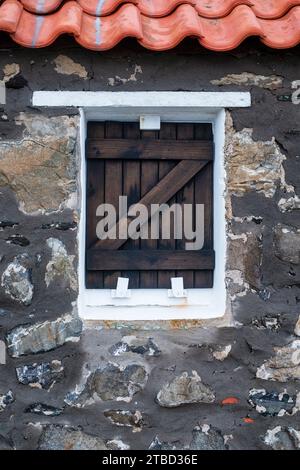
left=140, top=115, right=161, bottom=130
left=111, top=277, right=131, bottom=299
left=168, top=277, right=188, bottom=298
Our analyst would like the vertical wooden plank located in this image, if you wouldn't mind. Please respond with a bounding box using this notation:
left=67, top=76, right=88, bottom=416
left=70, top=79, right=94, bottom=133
left=176, top=123, right=195, bottom=288
left=122, top=122, right=141, bottom=288
left=86, top=122, right=105, bottom=288
left=157, top=123, right=177, bottom=288
left=194, top=123, right=214, bottom=288
left=86, top=121, right=214, bottom=291
left=140, top=130, right=159, bottom=288
left=103, top=121, right=123, bottom=289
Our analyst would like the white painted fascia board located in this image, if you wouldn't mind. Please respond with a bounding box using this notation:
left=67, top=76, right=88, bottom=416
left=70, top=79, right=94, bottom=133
left=0, top=82, right=5, bottom=105
left=33, top=91, right=251, bottom=109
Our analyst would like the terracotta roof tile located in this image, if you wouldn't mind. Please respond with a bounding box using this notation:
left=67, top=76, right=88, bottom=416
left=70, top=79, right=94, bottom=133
left=0, top=0, right=300, bottom=51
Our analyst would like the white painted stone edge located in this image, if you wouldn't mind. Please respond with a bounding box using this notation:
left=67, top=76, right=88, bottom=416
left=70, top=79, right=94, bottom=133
left=0, top=82, right=5, bottom=105
left=0, top=340, right=6, bottom=365
left=32, top=91, right=251, bottom=109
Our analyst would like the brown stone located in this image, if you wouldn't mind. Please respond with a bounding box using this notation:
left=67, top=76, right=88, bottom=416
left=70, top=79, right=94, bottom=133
left=0, top=114, right=78, bottom=213
left=225, top=114, right=291, bottom=198
left=211, top=72, right=283, bottom=90
left=53, top=55, right=88, bottom=79
left=227, top=233, right=262, bottom=289
left=156, top=371, right=215, bottom=408
left=256, top=340, right=300, bottom=382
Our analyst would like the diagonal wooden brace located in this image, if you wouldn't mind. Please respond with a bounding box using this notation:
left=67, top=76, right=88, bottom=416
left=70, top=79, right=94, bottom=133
left=90, top=159, right=209, bottom=251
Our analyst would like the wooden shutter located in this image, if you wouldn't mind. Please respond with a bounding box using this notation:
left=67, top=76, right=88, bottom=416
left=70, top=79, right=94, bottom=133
left=86, top=122, right=214, bottom=289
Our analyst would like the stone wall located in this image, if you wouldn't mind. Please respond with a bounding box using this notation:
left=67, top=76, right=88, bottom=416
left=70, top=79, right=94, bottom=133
left=0, top=38, right=300, bottom=450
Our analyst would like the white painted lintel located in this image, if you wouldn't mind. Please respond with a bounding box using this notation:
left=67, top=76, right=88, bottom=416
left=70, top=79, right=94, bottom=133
left=32, top=91, right=251, bottom=109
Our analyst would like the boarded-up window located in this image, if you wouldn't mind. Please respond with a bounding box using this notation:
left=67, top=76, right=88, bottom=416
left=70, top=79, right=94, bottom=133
left=86, top=121, right=214, bottom=289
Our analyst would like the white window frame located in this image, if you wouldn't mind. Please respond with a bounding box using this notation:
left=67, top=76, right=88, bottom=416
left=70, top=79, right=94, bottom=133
left=0, top=82, right=5, bottom=105
left=32, top=91, right=251, bottom=321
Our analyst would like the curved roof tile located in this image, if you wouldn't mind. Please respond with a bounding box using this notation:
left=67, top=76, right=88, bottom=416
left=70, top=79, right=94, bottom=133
left=0, top=0, right=300, bottom=50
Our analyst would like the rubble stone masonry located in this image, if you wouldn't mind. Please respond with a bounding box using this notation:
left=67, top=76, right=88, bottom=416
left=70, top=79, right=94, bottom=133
left=0, top=38, right=300, bottom=450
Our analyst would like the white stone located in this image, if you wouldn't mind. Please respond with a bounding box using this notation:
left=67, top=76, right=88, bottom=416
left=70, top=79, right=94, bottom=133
left=1, top=256, right=33, bottom=305
left=45, top=238, right=77, bottom=291
left=213, top=345, right=232, bottom=361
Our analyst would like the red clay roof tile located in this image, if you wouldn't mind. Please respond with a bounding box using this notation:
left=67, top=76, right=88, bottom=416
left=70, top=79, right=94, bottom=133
left=0, top=0, right=300, bottom=51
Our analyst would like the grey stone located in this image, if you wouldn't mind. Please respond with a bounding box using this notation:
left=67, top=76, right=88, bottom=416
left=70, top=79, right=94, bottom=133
left=248, top=389, right=296, bottom=416
left=91, top=363, right=148, bottom=402
left=278, top=195, right=300, bottom=213
left=6, top=235, right=30, bottom=247
left=1, top=255, right=33, bottom=305
left=66, top=363, right=148, bottom=406
left=110, top=336, right=161, bottom=357
left=64, top=389, right=84, bottom=407
left=149, top=426, right=227, bottom=451
left=104, top=410, right=145, bottom=431
left=38, top=425, right=107, bottom=450
left=189, top=426, right=227, bottom=450
left=106, top=439, right=130, bottom=450
left=6, top=313, right=82, bottom=358
left=6, top=73, right=27, bottom=89
left=274, top=224, right=300, bottom=264
left=0, top=391, right=14, bottom=412
left=0, top=220, right=18, bottom=229
left=25, top=403, right=63, bottom=416
left=41, top=221, right=77, bottom=231
left=149, top=436, right=179, bottom=451
left=0, top=434, right=14, bottom=450
left=264, top=426, right=300, bottom=450
left=256, top=340, right=300, bottom=382
left=16, top=360, right=64, bottom=389
left=156, top=371, right=215, bottom=408
left=252, top=315, right=281, bottom=331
